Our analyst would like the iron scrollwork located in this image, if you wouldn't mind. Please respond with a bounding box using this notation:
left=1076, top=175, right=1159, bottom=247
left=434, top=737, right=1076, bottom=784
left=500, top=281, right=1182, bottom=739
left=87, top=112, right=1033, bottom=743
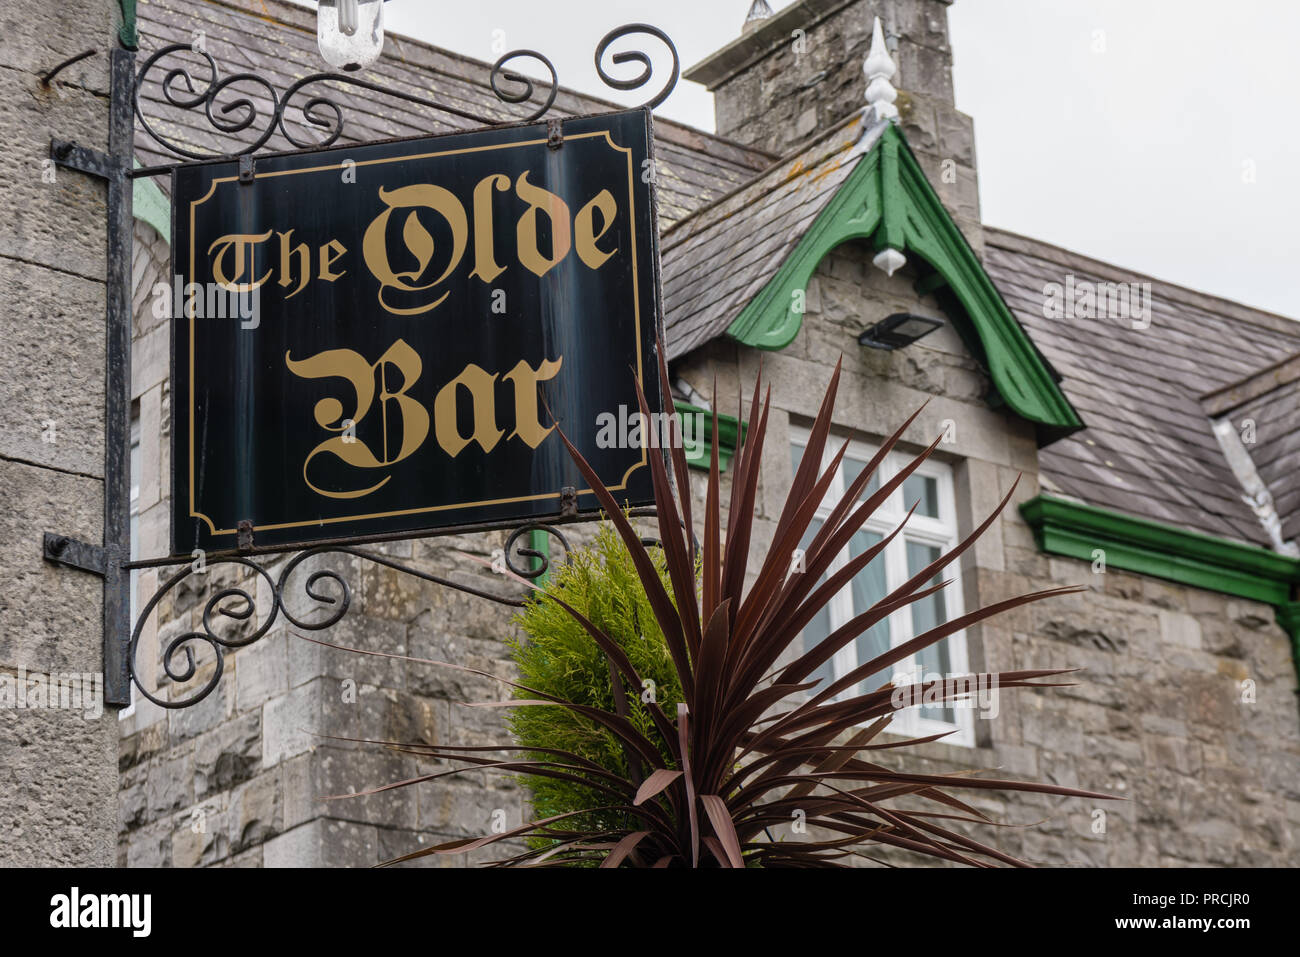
left=123, top=18, right=677, bottom=707
left=128, top=525, right=572, bottom=709
left=132, top=24, right=679, bottom=167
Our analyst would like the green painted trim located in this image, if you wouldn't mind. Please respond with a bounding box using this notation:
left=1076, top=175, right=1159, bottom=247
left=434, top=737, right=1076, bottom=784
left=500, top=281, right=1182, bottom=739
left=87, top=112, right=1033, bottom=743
left=728, top=147, right=883, bottom=351
left=726, top=124, right=1083, bottom=436
left=132, top=163, right=170, bottom=243
left=1022, top=494, right=1300, bottom=699
left=118, top=0, right=138, bottom=50
left=1020, top=494, right=1300, bottom=607
left=527, top=528, right=551, bottom=587
left=674, top=400, right=746, bottom=472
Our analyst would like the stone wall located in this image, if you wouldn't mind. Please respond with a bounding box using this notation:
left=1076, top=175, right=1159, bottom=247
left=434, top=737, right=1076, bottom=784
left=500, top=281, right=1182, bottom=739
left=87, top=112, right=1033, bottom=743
left=0, top=0, right=122, bottom=867
left=121, top=218, right=544, bottom=865
left=669, top=241, right=1300, bottom=866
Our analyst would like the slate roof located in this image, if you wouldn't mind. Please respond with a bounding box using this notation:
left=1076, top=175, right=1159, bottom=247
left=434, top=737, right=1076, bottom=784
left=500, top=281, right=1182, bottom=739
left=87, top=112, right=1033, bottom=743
left=1200, top=354, right=1300, bottom=543
left=985, top=229, right=1300, bottom=549
left=661, top=111, right=882, bottom=359
left=134, top=0, right=1300, bottom=554
left=134, top=0, right=775, bottom=228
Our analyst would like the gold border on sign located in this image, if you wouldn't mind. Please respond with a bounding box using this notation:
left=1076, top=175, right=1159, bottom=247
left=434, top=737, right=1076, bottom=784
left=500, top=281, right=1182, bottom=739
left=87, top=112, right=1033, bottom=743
left=185, top=125, right=648, bottom=539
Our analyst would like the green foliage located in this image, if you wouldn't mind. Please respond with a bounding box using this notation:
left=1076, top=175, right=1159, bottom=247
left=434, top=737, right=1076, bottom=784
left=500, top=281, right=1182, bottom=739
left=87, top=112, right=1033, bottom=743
left=509, top=525, right=684, bottom=842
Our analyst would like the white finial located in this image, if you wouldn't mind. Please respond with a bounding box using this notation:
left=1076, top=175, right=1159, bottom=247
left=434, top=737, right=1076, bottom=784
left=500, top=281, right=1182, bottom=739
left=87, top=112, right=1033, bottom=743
left=863, top=16, right=899, bottom=123
left=872, top=248, right=906, bottom=277
left=744, top=1, right=774, bottom=32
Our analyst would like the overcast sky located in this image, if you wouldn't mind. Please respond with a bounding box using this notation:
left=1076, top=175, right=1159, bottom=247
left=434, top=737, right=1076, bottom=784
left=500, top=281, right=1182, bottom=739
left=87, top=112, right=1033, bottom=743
left=296, top=0, right=1299, bottom=320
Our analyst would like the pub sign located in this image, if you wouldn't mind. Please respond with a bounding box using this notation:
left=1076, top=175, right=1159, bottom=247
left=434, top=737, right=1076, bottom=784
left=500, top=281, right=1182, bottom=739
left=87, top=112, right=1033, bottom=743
left=170, top=109, right=663, bottom=554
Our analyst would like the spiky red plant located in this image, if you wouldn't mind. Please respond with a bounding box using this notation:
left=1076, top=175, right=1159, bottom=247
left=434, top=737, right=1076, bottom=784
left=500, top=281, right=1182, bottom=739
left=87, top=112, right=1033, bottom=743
left=324, top=344, right=1111, bottom=867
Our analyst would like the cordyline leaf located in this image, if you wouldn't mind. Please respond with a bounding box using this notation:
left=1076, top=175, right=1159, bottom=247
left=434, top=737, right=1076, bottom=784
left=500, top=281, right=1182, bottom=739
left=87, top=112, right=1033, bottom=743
left=701, top=377, right=722, bottom=623
left=600, top=831, right=651, bottom=868
left=634, top=769, right=684, bottom=807
left=332, top=356, right=1111, bottom=868
left=379, top=807, right=605, bottom=866
left=742, top=413, right=939, bottom=663
left=784, top=720, right=891, bottom=803
left=772, top=357, right=844, bottom=546
left=692, top=600, right=732, bottom=748
left=466, top=699, right=666, bottom=769
left=656, top=343, right=696, bottom=568
left=678, top=703, right=699, bottom=868
left=632, top=364, right=702, bottom=660
left=773, top=586, right=1083, bottom=740
left=551, top=421, right=696, bottom=705
left=700, top=795, right=745, bottom=868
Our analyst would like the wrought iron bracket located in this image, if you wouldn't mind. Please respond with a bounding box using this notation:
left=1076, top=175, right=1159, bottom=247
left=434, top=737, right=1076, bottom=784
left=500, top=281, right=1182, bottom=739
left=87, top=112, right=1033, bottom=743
left=50, top=139, right=125, bottom=181
left=43, top=48, right=136, bottom=709
left=125, top=522, right=581, bottom=709
left=130, top=23, right=679, bottom=175
left=43, top=534, right=109, bottom=576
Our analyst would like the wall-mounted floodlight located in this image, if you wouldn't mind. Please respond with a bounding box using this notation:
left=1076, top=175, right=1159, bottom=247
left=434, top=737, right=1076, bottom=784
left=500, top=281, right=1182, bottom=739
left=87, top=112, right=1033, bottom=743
left=857, top=313, right=944, bottom=351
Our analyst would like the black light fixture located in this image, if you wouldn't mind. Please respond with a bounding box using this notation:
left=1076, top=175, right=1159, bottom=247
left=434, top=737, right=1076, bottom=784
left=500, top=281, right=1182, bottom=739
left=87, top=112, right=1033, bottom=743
left=857, top=313, right=945, bottom=351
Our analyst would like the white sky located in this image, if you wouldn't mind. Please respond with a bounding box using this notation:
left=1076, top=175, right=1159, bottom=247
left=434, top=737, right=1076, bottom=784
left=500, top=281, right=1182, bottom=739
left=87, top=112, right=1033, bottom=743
left=295, top=0, right=1299, bottom=320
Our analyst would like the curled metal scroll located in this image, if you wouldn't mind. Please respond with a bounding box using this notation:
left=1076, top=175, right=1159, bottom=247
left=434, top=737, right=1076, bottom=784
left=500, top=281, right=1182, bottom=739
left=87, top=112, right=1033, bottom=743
left=133, top=42, right=559, bottom=163
left=594, top=23, right=680, bottom=111
left=133, top=23, right=678, bottom=167
left=128, top=525, right=573, bottom=709
left=504, top=524, right=571, bottom=580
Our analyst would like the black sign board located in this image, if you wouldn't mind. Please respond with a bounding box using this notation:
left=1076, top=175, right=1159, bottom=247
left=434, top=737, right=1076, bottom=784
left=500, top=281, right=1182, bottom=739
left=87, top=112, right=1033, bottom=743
left=170, top=109, right=663, bottom=554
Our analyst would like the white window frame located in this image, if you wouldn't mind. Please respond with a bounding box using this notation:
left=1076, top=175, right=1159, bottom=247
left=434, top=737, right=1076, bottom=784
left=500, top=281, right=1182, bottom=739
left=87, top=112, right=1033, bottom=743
left=791, top=426, right=974, bottom=747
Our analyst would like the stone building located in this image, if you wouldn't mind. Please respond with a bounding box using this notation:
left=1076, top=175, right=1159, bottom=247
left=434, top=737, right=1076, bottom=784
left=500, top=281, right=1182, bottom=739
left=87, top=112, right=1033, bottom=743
left=96, top=0, right=1300, bottom=866
left=0, top=0, right=122, bottom=865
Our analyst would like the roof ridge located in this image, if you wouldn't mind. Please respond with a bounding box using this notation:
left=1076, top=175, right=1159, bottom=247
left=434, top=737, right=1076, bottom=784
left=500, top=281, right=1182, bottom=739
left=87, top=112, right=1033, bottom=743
left=1200, top=352, right=1300, bottom=415
left=660, top=110, right=874, bottom=244
left=985, top=225, right=1300, bottom=338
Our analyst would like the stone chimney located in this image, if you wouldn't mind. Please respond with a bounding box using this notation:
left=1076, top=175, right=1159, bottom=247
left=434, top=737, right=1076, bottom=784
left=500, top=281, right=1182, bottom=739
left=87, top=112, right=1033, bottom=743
left=686, top=0, right=981, bottom=245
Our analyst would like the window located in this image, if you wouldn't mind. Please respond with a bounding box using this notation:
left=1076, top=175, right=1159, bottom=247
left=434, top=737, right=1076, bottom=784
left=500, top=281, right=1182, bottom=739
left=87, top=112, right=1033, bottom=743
left=790, top=427, right=973, bottom=746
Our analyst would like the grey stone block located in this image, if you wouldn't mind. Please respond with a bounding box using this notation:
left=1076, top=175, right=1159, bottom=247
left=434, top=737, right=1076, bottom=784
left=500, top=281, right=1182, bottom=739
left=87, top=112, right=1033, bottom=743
left=263, top=818, right=381, bottom=868
left=0, top=69, right=108, bottom=283
left=0, top=256, right=105, bottom=475
left=0, top=459, right=101, bottom=674
left=0, top=706, right=117, bottom=866
left=227, top=771, right=282, bottom=854
left=262, top=679, right=324, bottom=767
left=193, top=710, right=261, bottom=798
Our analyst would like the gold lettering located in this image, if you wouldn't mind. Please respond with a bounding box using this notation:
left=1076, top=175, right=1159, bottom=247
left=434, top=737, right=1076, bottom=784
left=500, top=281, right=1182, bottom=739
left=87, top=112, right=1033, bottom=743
left=285, top=339, right=430, bottom=499
left=362, top=185, right=468, bottom=316
left=319, top=239, right=348, bottom=283
left=434, top=364, right=503, bottom=457
left=469, top=173, right=511, bottom=285
left=574, top=190, right=618, bottom=270
left=515, top=171, right=571, bottom=278
left=502, top=357, right=563, bottom=448
left=278, top=230, right=311, bottom=300
left=208, top=231, right=273, bottom=291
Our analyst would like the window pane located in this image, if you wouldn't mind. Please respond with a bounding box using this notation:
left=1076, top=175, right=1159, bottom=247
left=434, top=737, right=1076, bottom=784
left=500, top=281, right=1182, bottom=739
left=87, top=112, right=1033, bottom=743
left=798, top=519, right=836, bottom=696
left=842, top=456, right=881, bottom=502
left=906, top=540, right=953, bottom=724
left=847, top=530, right=890, bottom=697
left=902, top=474, right=940, bottom=519
left=790, top=441, right=805, bottom=477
